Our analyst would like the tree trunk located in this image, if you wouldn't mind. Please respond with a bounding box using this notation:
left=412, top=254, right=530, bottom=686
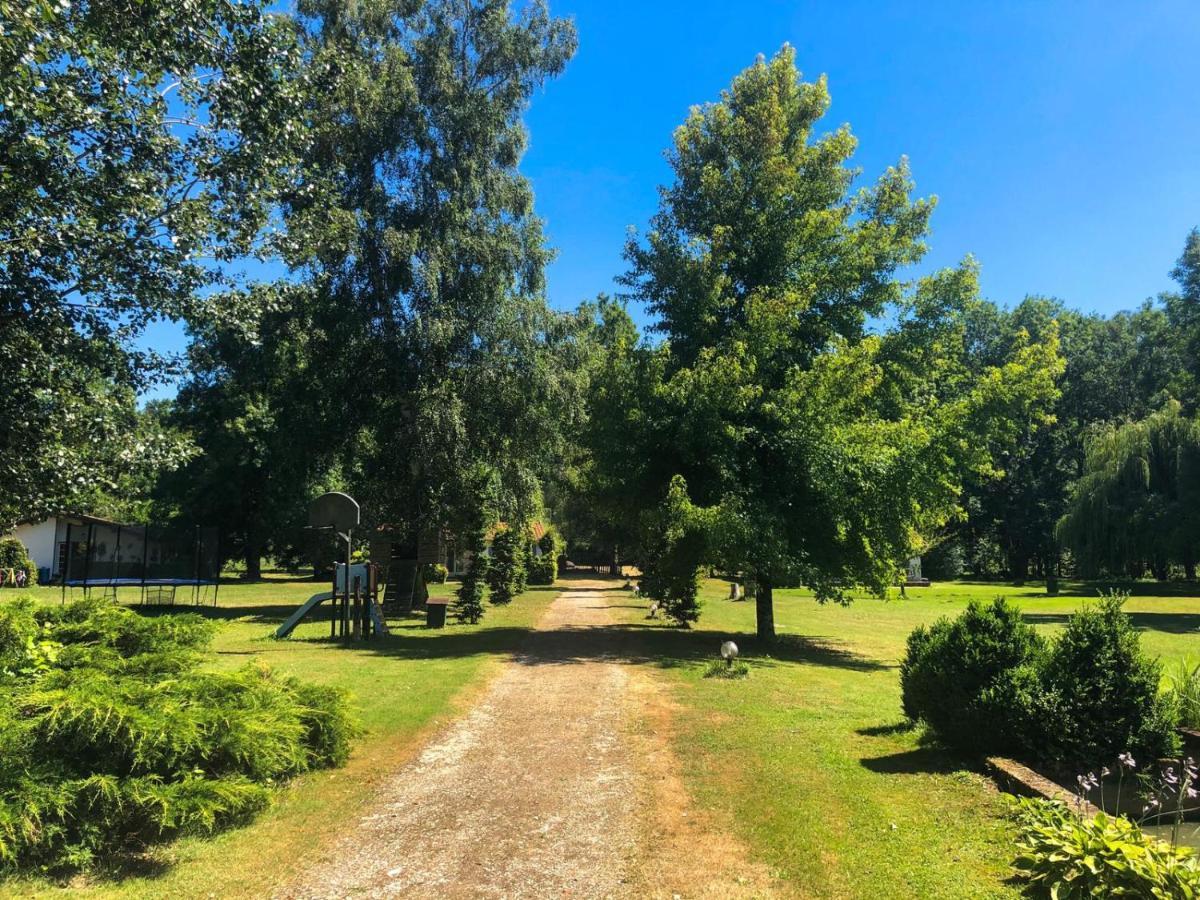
left=244, top=544, right=262, bottom=580
left=1186, top=559, right=1196, bottom=581
left=1009, top=550, right=1028, bottom=584
left=609, top=546, right=620, bottom=577
left=756, top=573, right=775, bottom=642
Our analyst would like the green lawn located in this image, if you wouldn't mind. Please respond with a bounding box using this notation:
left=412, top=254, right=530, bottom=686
left=1, top=575, right=559, bottom=899
left=3, top=575, right=1197, bottom=898
left=607, top=577, right=1200, bottom=899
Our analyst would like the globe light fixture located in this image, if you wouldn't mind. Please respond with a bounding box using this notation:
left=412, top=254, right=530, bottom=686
left=720, top=640, right=739, bottom=668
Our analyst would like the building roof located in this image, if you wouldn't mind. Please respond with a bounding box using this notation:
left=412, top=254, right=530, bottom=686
left=17, top=512, right=123, bottom=528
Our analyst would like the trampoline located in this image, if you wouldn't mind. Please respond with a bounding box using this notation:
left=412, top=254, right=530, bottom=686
left=60, top=522, right=220, bottom=606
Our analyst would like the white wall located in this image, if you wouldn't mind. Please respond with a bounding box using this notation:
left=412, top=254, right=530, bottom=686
left=10, top=518, right=57, bottom=573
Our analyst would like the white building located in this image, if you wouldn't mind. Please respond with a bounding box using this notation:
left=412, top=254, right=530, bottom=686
left=7, top=513, right=121, bottom=580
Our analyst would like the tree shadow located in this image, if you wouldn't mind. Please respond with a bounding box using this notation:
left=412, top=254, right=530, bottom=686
left=958, top=579, right=1200, bottom=600
left=859, top=747, right=963, bottom=776
left=857, top=721, right=916, bottom=737
left=290, top=615, right=891, bottom=674
left=1023, top=611, right=1200, bottom=634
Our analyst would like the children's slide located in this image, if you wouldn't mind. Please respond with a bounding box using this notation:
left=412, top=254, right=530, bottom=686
left=275, top=591, right=333, bottom=639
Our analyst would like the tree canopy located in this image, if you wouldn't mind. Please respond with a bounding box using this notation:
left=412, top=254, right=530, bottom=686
left=0, top=0, right=307, bottom=527
left=611, top=47, right=1062, bottom=635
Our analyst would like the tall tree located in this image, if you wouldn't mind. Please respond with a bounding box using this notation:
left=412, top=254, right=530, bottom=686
left=1058, top=402, right=1200, bottom=579
left=953, top=297, right=1184, bottom=587
left=619, top=47, right=1061, bottom=638
left=0, top=0, right=306, bottom=527
left=1166, top=228, right=1200, bottom=408
left=159, top=284, right=344, bottom=577
left=265, top=0, right=578, bottom=616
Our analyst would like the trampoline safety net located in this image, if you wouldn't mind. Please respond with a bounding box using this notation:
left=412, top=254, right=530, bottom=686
left=62, top=523, right=220, bottom=605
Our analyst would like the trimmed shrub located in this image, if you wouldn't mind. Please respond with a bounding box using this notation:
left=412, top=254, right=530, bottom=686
left=1008, top=796, right=1200, bottom=898
left=422, top=562, right=449, bottom=584
left=0, top=538, right=36, bottom=587
left=901, top=592, right=1180, bottom=770
left=527, top=529, right=559, bottom=585
left=1034, top=591, right=1178, bottom=769
left=485, top=527, right=526, bottom=606
left=0, top=597, right=356, bottom=872
left=900, top=597, right=1044, bottom=755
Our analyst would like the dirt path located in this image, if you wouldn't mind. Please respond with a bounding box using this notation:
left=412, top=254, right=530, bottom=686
left=280, top=582, right=776, bottom=899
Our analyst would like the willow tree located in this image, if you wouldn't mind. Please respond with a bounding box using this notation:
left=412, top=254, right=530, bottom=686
left=1058, top=402, right=1200, bottom=579
left=619, top=47, right=1062, bottom=638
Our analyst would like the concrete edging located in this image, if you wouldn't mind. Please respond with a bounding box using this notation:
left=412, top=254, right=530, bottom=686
left=985, top=756, right=1101, bottom=817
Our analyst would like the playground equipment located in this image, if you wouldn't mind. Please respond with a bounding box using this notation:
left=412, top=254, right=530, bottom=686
left=275, top=492, right=389, bottom=640
left=60, top=522, right=220, bottom=606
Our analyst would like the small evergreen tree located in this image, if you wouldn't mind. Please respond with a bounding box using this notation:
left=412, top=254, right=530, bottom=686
left=486, top=527, right=526, bottom=606
left=455, top=526, right=489, bottom=624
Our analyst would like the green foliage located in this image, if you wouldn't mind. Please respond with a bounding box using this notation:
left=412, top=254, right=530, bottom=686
left=485, top=527, right=527, bottom=606
left=527, top=530, right=559, bottom=584
left=638, top=476, right=714, bottom=626
left=902, top=592, right=1179, bottom=769
left=900, top=598, right=1044, bottom=755
left=953, top=296, right=1185, bottom=586
left=1008, top=796, right=1200, bottom=898
left=1166, top=658, right=1200, bottom=731
left=1058, top=403, right=1200, bottom=579
left=422, top=563, right=449, bottom=585
left=703, top=658, right=749, bottom=679
left=0, top=597, right=355, bottom=872
left=455, top=524, right=489, bottom=625
left=527, top=553, right=557, bottom=585
left=0, top=0, right=308, bottom=528
left=608, top=46, right=1062, bottom=638
left=262, top=0, right=580, bottom=556
left=1035, top=592, right=1179, bottom=768
left=0, top=538, right=36, bottom=586
left=1166, top=228, right=1200, bottom=407
left=921, top=540, right=965, bottom=581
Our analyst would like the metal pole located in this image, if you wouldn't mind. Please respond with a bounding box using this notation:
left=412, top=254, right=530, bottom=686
left=141, top=524, right=149, bottom=606
left=192, top=525, right=201, bottom=606
left=112, top=524, right=121, bottom=598
left=344, top=527, right=353, bottom=639
left=82, top=523, right=94, bottom=600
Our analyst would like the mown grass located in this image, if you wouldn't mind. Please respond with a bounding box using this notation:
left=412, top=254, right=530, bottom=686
left=607, top=576, right=1200, bottom=898
left=3, top=574, right=1197, bottom=897
left=0, top=574, right=558, bottom=899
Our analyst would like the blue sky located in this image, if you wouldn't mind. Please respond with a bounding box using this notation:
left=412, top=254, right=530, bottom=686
left=524, top=0, right=1200, bottom=320
left=143, top=0, right=1200, bottom=391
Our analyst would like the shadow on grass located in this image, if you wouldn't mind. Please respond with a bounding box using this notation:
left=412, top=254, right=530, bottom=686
left=276, top=616, right=891, bottom=674
left=859, top=746, right=964, bottom=776
left=857, top=720, right=916, bottom=737
left=1023, top=611, right=1200, bottom=634
left=954, top=579, right=1200, bottom=600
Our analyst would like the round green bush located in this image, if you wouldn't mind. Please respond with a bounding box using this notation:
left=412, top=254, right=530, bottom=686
left=527, top=552, right=556, bottom=585
left=900, top=597, right=1044, bottom=755
left=1032, top=592, right=1179, bottom=770
left=422, top=562, right=449, bottom=584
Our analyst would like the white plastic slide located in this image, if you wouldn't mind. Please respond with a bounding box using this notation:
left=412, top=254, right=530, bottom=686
left=275, top=591, right=333, bottom=639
